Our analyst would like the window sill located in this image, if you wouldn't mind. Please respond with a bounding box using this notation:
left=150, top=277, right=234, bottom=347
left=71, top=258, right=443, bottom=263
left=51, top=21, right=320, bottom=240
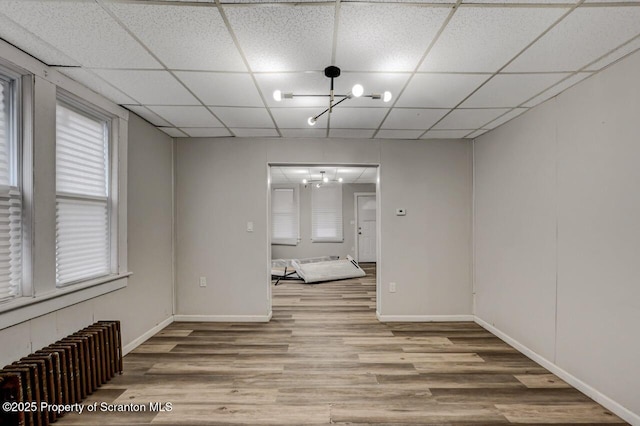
left=0, top=272, right=132, bottom=330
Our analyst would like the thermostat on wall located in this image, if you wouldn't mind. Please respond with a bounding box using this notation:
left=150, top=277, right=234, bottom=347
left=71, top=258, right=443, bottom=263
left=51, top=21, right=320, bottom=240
left=396, top=208, right=406, bottom=216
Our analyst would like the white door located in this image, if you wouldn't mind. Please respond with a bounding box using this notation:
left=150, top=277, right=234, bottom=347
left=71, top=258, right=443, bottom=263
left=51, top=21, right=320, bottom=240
left=357, top=195, right=376, bottom=262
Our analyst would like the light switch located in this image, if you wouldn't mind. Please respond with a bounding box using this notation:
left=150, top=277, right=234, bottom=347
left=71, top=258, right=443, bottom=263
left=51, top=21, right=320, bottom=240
left=247, top=221, right=254, bottom=232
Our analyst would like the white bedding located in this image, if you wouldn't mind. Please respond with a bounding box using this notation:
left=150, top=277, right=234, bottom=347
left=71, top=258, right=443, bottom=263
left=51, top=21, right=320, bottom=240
left=292, top=255, right=365, bottom=283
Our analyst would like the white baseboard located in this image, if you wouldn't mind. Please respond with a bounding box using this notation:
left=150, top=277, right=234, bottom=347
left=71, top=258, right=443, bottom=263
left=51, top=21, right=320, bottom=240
left=474, top=316, right=640, bottom=426
left=122, top=316, right=174, bottom=356
left=174, top=313, right=272, bottom=323
left=376, top=313, right=474, bottom=322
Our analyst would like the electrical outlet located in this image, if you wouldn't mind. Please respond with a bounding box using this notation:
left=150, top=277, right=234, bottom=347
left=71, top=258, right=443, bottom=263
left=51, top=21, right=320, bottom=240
left=389, top=282, right=396, bottom=293
left=199, top=276, right=207, bottom=287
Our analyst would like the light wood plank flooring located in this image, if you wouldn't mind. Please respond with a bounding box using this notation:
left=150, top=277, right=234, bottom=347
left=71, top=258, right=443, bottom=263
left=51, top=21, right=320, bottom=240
left=57, top=263, right=626, bottom=425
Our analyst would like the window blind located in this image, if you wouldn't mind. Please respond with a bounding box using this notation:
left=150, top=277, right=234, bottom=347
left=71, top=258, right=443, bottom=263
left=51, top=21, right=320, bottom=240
left=272, top=187, right=298, bottom=245
left=0, top=77, right=22, bottom=303
left=311, top=183, right=343, bottom=242
left=56, top=102, right=110, bottom=286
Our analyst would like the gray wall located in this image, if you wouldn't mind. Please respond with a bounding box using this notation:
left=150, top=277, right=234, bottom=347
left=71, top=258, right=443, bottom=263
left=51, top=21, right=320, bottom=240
left=474, top=50, right=640, bottom=418
left=271, top=183, right=376, bottom=260
left=0, top=113, right=174, bottom=366
left=175, top=138, right=472, bottom=319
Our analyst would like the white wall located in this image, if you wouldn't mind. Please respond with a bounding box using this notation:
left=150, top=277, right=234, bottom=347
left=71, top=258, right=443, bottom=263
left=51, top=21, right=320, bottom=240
left=474, top=50, right=640, bottom=421
left=175, top=138, right=473, bottom=320
left=271, top=183, right=376, bottom=260
left=0, top=113, right=174, bottom=366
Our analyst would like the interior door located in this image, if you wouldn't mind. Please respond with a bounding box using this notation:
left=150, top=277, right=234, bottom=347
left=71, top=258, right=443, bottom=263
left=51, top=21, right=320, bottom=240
left=357, top=195, right=377, bottom=262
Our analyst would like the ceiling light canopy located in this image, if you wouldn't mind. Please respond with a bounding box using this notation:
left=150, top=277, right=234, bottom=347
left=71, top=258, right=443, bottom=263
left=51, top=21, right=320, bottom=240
left=274, top=66, right=392, bottom=126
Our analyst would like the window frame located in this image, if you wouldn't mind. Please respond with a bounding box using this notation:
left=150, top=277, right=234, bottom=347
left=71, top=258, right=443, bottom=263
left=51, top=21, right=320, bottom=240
left=0, top=64, right=24, bottom=303
left=55, top=92, right=118, bottom=287
left=311, top=182, right=344, bottom=243
left=271, top=185, right=300, bottom=246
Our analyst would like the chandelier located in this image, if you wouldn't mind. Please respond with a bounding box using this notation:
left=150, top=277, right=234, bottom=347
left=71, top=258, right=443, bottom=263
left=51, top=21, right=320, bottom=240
left=273, top=66, right=393, bottom=126
left=302, top=171, right=343, bottom=188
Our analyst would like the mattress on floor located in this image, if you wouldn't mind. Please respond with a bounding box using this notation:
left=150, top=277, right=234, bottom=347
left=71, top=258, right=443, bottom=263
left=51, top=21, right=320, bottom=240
left=292, top=255, right=365, bottom=283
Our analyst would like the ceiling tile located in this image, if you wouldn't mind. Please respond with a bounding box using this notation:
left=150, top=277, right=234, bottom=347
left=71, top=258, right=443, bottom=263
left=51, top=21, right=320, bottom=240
left=224, top=5, right=334, bottom=72
left=467, top=129, right=490, bottom=138
left=148, top=106, right=223, bottom=127
left=124, top=105, right=172, bottom=127
left=92, top=70, right=199, bottom=105
left=336, top=4, right=451, bottom=72
left=329, top=129, right=376, bottom=139
left=279, top=129, right=327, bottom=138
left=256, top=72, right=330, bottom=107
left=422, top=7, right=568, bottom=73
left=585, top=36, right=640, bottom=71
left=107, top=3, right=245, bottom=71
left=523, top=72, right=592, bottom=107
left=381, top=108, right=449, bottom=130
left=0, top=12, right=78, bottom=66
left=175, top=72, right=263, bottom=106
left=181, top=128, right=233, bottom=137
left=158, top=127, right=188, bottom=137
left=375, top=129, right=424, bottom=139
left=422, top=130, right=472, bottom=139
left=396, top=74, right=489, bottom=108
left=484, top=108, right=528, bottom=129
left=460, top=73, right=570, bottom=108
left=232, top=128, right=279, bottom=137
left=433, top=108, right=510, bottom=129
left=506, top=7, right=640, bottom=72
left=329, top=108, right=389, bottom=129
left=0, top=1, right=159, bottom=68
left=59, top=68, right=137, bottom=105
left=271, top=108, right=329, bottom=129
left=335, top=73, right=411, bottom=107
left=210, top=107, right=274, bottom=128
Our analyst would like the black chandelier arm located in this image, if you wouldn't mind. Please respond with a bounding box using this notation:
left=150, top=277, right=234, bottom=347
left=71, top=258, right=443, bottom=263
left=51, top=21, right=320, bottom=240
left=312, top=95, right=351, bottom=121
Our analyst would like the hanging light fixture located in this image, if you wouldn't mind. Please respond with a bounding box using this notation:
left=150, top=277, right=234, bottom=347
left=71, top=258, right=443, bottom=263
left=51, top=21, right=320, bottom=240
left=302, top=171, right=343, bottom=188
left=273, top=66, right=393, bottom=126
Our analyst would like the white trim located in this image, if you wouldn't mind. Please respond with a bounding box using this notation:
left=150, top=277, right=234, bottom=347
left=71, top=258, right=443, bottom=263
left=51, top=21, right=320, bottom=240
left=354, top=191, right=376, bottom=263
left=474, top=316, right=640, bottom=425
left=377, top=313, right=475, bottom=322
left=0, top=274, right=130, bottom=330
left=174, top=314, right=272, bottom=323
left=123, top=315, right=174, bottom=356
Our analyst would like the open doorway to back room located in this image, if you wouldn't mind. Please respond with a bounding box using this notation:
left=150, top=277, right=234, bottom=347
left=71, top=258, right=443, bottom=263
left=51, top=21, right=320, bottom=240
left=268, top=165, right=379, bottom=319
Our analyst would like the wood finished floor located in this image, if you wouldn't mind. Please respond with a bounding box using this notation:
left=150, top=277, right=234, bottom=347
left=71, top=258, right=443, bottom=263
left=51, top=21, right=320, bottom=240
left=57, top=263, right=626, bottom=425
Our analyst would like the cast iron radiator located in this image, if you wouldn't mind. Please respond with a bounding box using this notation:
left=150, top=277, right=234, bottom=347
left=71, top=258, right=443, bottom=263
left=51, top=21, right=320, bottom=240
left=0, top=320, right=123, bottom=426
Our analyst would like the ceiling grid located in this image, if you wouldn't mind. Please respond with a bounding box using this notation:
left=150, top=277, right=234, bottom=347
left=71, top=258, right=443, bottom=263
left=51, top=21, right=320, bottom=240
left=0, top=0, right=638, bottom=139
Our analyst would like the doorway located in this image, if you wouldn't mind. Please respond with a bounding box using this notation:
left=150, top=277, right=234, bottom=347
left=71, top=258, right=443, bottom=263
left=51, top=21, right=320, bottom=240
left=355, top=192, right=377, bottom=263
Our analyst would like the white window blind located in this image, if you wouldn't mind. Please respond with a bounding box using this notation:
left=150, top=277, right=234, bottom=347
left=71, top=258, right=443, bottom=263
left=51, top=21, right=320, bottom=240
left=56, top=101, right=111, bottom=286
left=0, top=75, right=22, bottom=303
left=311, top=183, right=343, bottom=242
left=272, top=187, right=299, bottom=245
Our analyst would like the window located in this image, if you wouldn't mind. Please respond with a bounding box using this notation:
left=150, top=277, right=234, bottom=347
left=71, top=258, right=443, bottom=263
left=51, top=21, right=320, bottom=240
left=311, top=183, right=343, bottom=242
left=0, top=70, right=21, bottom=302
left=56, top=99, right=112, bottom=286
left=271, top=187, right=299, bottom=245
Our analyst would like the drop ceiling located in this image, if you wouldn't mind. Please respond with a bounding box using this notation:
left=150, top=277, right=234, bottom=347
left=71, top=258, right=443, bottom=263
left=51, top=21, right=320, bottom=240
left=271, top=166, right=377, bottom=184
left=0, top=0, right=639, bottom=139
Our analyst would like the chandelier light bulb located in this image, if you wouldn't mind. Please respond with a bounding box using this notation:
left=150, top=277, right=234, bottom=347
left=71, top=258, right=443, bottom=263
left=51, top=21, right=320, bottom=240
left=316, top=183, right=321, bottom=188
left=302, top=178, right=307, bottom=184
left=338, top=177, right=343, bottom=183
left=323, top=176, right=329, bottom=183
left=383, top=91, right=392, bottom=103
left=273, top=90, right=282, bottom=102
left=351, top=84, right=364, bottom=98
left=307, top=116, right=317, bottom=126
